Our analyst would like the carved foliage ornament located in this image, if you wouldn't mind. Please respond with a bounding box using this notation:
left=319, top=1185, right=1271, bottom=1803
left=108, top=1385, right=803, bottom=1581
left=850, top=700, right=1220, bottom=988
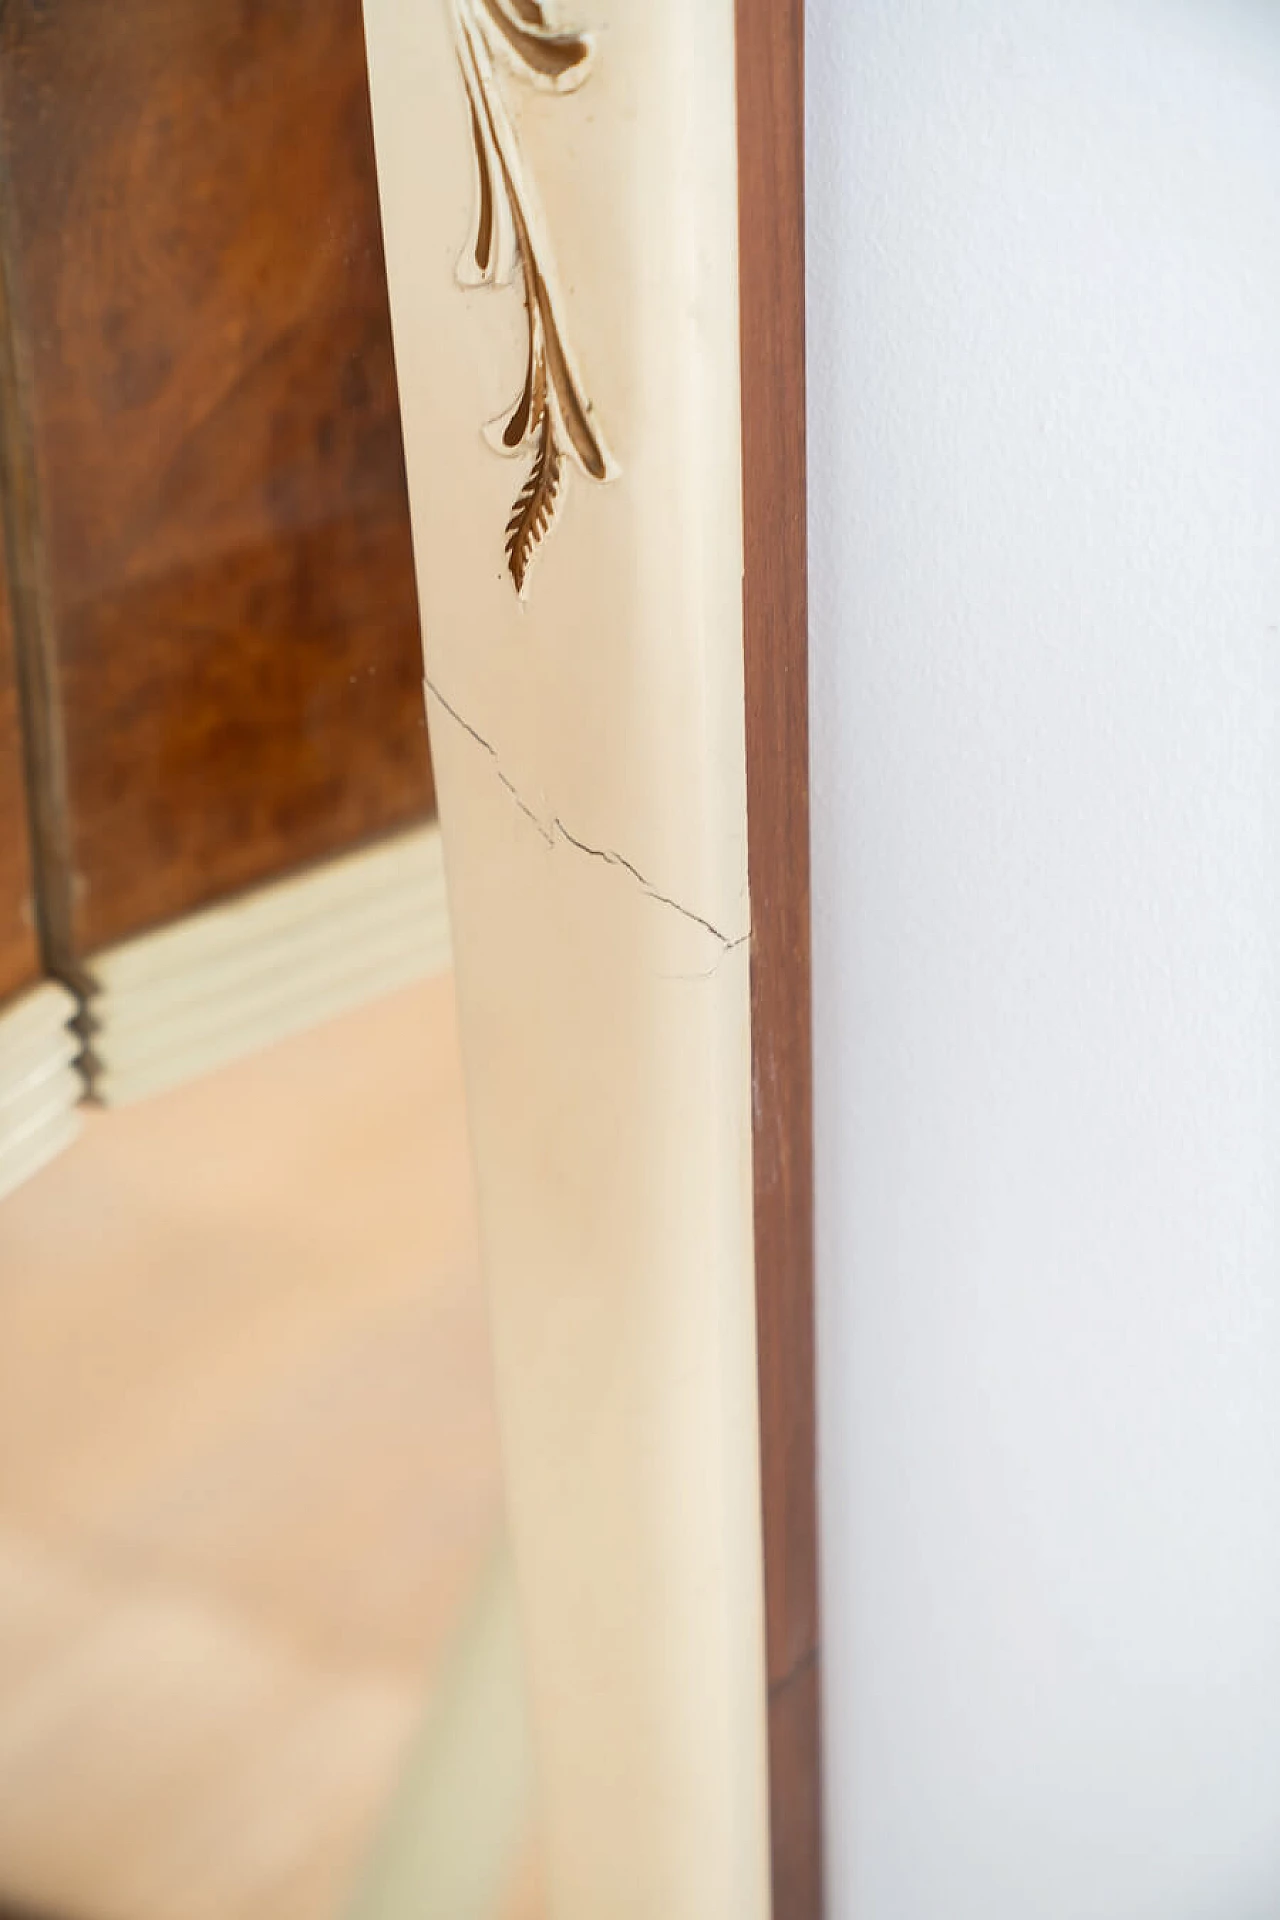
left=450, top=0, right=617, bottom=597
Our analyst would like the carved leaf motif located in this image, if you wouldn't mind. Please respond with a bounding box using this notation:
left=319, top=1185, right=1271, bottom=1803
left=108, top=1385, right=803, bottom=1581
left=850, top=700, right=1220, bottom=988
left=464, top=94, right=497, bottom=278
left=477, top=0, right=594, bottom=89
left=534, top=278, right=610, bottom=480
left=458, top=51, right=516, bottom=288
left=451, top=0, right=615, bottom=596
left=505, top=409, right=564, bottom=594
left=502, top=323, right=547, bottom=452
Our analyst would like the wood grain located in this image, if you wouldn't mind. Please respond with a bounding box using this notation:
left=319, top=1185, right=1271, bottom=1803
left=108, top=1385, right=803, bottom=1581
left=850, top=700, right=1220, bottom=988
left=0, top=0, right=433, bottom=959
left=0, top=533, right=38, bottom=1006
left=735, top=2, right=823, bottom=1915
left=0, top=161, right=81, bottom=984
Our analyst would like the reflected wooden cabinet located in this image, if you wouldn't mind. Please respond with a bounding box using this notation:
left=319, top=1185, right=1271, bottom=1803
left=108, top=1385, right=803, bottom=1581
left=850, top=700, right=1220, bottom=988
left=0, top=552, right=38, bottom=1009
left=0, top=0, right=444, bottom=1141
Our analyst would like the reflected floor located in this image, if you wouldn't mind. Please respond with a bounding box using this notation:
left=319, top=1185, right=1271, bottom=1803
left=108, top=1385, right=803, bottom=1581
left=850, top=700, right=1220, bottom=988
left=0, top=976, right=536, bottom=1920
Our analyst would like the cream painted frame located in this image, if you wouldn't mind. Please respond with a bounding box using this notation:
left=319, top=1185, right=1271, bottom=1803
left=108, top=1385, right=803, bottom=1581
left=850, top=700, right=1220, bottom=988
left=361, top=3, right=818, bottom=1914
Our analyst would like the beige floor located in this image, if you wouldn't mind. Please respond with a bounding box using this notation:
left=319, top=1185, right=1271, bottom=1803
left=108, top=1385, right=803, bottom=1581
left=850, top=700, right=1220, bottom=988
left=0, top=975, right=534, bottom=1920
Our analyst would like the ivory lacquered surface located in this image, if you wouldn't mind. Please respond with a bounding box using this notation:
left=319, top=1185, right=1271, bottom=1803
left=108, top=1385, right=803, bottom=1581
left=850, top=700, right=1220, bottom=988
left=362, top=4, right=771, bottom=1915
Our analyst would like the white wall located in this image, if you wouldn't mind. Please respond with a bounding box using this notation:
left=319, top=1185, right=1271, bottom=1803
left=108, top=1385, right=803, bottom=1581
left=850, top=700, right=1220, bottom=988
left=807, top=4, right=1280, bottom=1916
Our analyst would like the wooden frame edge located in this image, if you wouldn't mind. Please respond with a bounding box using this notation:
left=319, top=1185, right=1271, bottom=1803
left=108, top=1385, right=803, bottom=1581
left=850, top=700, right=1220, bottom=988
left=736, top=3, right=823, bottom=1916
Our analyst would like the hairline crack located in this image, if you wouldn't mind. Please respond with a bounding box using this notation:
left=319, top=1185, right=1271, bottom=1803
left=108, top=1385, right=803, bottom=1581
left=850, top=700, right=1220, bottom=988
left=424, top=673, right=749, bottom=952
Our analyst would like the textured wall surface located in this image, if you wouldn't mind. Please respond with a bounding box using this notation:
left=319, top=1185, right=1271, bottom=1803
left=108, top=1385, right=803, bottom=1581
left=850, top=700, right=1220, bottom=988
left=807, top=4, right=1280, bottom=1915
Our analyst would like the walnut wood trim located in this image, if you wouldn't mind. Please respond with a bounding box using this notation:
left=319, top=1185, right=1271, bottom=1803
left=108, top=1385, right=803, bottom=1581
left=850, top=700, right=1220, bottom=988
left=735, top=2, right=823, bottom=1916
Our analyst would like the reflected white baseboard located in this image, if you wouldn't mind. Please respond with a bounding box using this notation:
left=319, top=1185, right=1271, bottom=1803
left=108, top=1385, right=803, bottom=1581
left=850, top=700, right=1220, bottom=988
left=85, top=825, right=451, bottom=1106
left=0, top=980, right=83, bottom=1201
left=348, top=1545, right=534, bottom=1920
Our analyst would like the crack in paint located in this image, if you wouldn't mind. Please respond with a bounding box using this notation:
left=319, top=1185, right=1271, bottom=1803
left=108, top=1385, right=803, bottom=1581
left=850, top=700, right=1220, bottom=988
left=425, top=674, right=750, bottom=951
